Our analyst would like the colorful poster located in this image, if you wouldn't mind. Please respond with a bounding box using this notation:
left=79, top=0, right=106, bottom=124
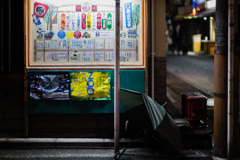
left=71, top=71, right=111, bottom=100
left=29, top=0, right=142, bottom=67
left=29, top=72, right=70, bottom=100
left=124, top=3, right=132, bottom=28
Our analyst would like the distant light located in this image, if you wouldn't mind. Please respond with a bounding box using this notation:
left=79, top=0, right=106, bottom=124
left=210, top=17, right=213, bottom=20
left=184, top=16, right=198, bottom=19
left=206, top=0, right=216, bottom=9
left=203, top=17, right=207, bottom=20
left=192, top=8, right=197, bottom=16
left=192, top=0, right=197, bottom=16
left=207, top=98, right=214, bottom=107
left=184, top=16, right=192, bottom=19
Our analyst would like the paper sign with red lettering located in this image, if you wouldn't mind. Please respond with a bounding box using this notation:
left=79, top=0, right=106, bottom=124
left=82, top=13, right=86, bottom=29
left=33, top=2, right=49, bottom=18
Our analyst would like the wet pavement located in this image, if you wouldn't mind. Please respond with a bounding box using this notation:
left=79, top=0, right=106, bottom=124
left=0, top=148, right=214, bottom=160
left=166, top=52, right=214, bottom=130
left=167, top=52, right=214, bottom=97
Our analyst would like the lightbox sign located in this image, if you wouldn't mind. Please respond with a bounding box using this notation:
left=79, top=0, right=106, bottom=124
left=28, top=0, right=144, bottom=68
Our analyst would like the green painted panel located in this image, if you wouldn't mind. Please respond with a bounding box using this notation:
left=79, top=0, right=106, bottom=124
left=27, top=70, right=145, bottom=114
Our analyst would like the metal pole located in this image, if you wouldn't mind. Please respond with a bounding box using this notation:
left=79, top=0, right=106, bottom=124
left=151, top=0, right=155, bottom=100
left=214, top=0, right=228, bottom=157
left=227, top=0, right=239, bottom=159
left=114, top=0, right=120, bottom=154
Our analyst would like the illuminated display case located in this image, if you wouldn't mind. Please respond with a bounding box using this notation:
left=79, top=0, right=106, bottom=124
left=25, top=0, right=146, bottom=69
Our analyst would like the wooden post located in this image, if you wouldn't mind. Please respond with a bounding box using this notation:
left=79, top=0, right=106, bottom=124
left=227, top=0, right=239, bottom=159
left=214, top=0, right=228, bottom=157
left=114, top=0, right=120, bottom=154
left=23, top=0, right=29, bottom=137
left=151, top=0, right=154, bottom=99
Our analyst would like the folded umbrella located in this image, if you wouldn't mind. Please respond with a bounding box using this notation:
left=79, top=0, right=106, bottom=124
left=119, top=88, right=182, bottom=153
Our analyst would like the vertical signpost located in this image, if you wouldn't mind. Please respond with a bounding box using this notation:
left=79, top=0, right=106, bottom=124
left=114, top=0, right=120, bottom=154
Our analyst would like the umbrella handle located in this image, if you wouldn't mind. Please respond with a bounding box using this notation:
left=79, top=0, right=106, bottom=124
left=114, top=152, right=121, bottom=160
left=114, top=126, right=145, bottom=160
left=162, top=102, right=167, bottom=107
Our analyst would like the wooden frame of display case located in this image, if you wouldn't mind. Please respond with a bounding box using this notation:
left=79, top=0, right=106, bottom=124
left=24, top=0, right=148, bottom=70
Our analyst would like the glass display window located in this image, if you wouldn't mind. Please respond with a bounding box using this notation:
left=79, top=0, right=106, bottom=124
left=26, top=0, right=145, bottom=69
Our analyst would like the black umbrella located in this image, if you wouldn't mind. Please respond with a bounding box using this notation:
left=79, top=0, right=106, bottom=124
left=119, top=88, right=182, bottom=153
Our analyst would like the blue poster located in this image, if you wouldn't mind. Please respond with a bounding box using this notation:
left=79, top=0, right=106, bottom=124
left=58, top=30, right=66, bottom=39
left=124, top=3, right=132, bottom=28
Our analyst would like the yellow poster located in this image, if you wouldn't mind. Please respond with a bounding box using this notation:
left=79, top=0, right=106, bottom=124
left=71, top=71, right=111, bottom=100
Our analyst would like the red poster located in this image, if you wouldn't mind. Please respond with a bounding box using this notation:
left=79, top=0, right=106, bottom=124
left=97, top=13, right=102, bottom=29
left=82, top=13, right=86, bottom=29
left=33, top=2, right=49, bottom=18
